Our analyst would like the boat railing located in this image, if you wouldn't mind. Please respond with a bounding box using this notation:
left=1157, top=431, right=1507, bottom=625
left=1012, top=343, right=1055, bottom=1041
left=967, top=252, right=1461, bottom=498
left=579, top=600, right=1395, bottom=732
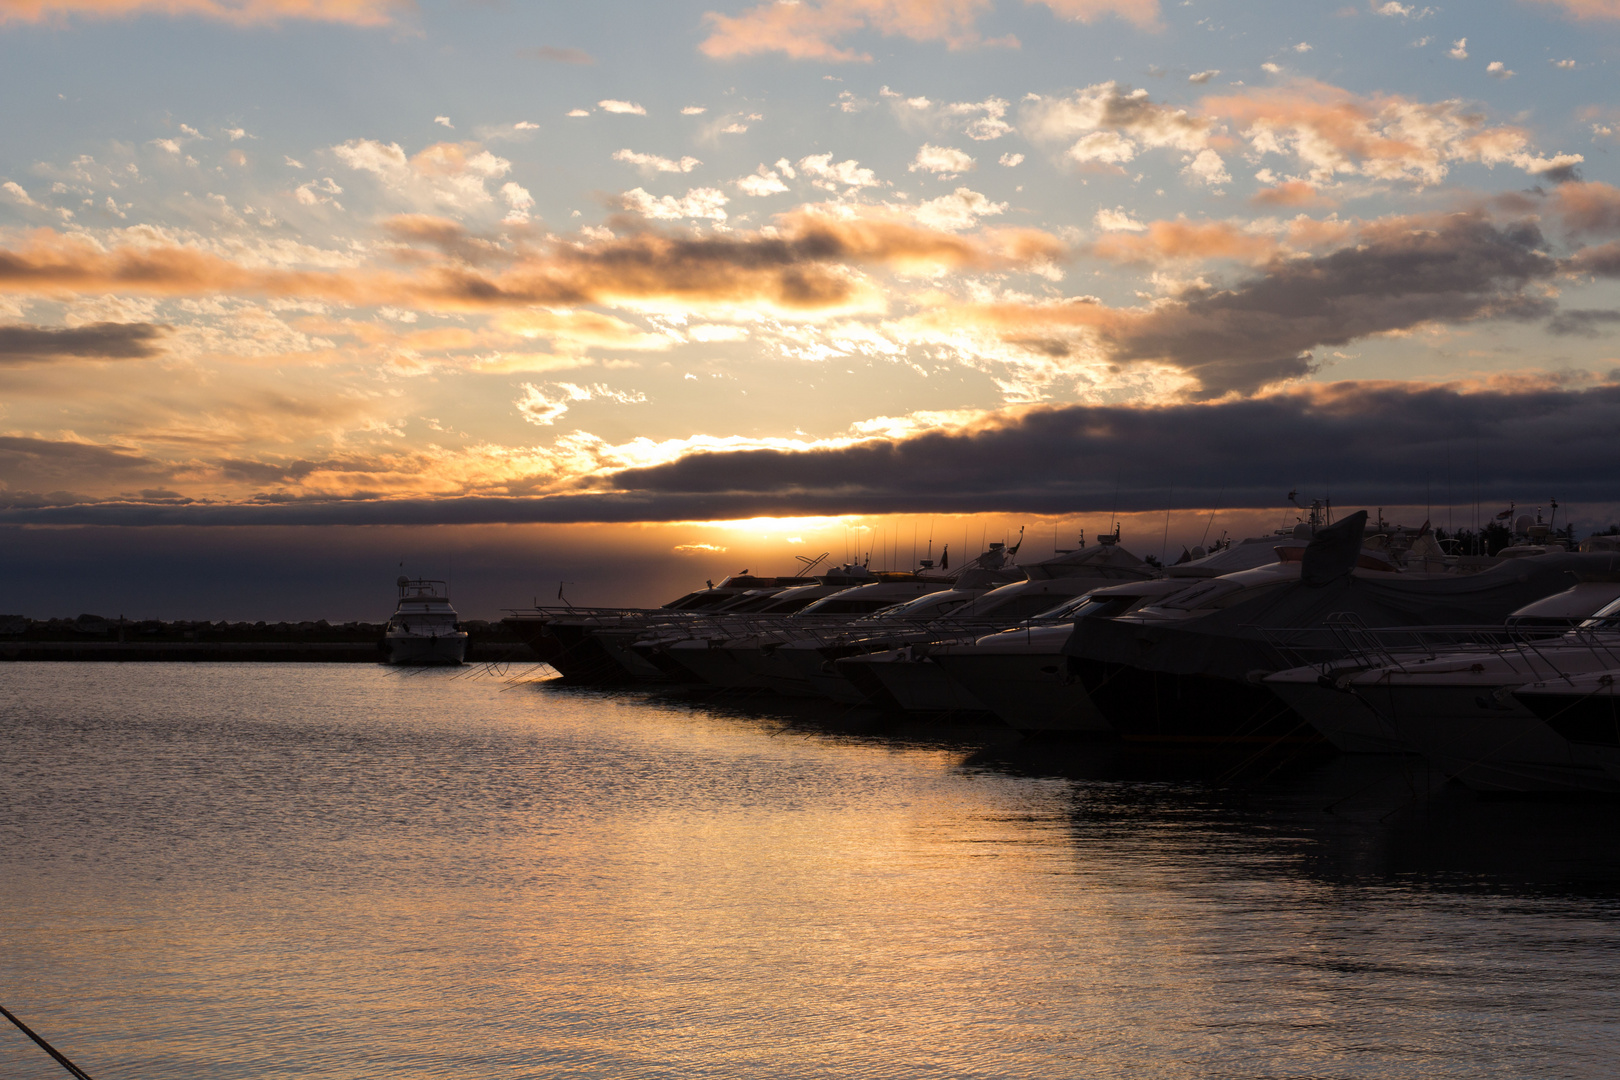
left=619, top=611, right=1025, bottom=651
left=510, top=602, right=1150, bottom=656
left=1257, top=618, right=1620, bottom=678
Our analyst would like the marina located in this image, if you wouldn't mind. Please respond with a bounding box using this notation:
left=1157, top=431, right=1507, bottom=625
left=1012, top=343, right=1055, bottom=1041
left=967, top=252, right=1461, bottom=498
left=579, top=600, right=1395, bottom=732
left=10, top=0, right=1620, bottom=1072
left=492, top=508, right=1620, bottom=796
left=8, top=509, right=1620, bottom=1078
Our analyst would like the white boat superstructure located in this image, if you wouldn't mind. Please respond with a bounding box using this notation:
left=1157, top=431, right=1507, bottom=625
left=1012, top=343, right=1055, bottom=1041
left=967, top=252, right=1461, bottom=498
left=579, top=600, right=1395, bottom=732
left=385, top=577, right=468, bottom=666
left=1264, top=593, right=1620, bottom=791
left=929, top=578, right=1193, bottom=734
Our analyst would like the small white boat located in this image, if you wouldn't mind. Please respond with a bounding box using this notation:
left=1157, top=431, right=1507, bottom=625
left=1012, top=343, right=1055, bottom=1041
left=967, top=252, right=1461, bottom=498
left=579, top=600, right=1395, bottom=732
left=385, top=577, right=468, bottom=666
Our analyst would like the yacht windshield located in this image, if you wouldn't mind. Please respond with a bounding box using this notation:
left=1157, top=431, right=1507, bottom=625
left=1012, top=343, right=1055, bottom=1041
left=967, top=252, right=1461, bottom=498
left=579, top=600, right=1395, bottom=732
left=1579, top=595, right=1620, bottom=629
left=862, top=594, right=972, bottom=620
left=800, top=597, right=896, bottom=615
left=1157, top=579, right=1290, bottom=612
left=971, top=593, right=1081, bottom=621
left=1047, top=594, right=1144, bottom=621
left=713, top=591, right=790, bottom=612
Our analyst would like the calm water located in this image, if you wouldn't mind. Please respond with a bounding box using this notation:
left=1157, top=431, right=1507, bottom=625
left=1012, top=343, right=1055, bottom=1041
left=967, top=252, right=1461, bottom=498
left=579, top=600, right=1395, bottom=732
left=2, top=664, right=1618, bottom=1079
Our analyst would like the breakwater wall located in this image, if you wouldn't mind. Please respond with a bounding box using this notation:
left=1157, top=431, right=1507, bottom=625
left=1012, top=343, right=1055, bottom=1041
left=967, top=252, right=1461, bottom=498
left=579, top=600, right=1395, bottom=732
left=0, top=615, right=529, bottom=662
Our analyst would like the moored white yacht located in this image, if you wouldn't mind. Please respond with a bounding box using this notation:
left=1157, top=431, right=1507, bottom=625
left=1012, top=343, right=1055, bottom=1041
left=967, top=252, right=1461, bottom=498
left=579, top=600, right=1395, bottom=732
left=928, top=578, right=1192, bottom=735
left=835, top=541, right=1160, bottom=715
left=384, top=577, right=468, bottom=666
left=1263, top=588, right=1620, bottom=791
left=1514, top=671, right=1620, bottom=783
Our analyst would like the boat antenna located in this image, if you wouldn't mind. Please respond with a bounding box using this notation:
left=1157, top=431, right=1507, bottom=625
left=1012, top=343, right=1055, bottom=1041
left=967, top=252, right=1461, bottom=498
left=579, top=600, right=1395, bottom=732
left=556, top=580, right=574, bottom=609
left=1201, top=488, right=1224, bottom=547
left=1109, top=467, right=1122, bottom=537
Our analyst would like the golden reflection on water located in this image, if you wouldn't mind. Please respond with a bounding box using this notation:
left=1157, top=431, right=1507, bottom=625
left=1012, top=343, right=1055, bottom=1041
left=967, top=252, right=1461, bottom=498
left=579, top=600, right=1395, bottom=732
left=1, top=663, right=1618, bottom=1079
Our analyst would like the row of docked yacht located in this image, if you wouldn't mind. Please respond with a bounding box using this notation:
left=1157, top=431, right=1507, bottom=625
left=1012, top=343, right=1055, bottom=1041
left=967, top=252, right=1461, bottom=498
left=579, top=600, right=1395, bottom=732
left=502, top=506, right=1620, bottom=794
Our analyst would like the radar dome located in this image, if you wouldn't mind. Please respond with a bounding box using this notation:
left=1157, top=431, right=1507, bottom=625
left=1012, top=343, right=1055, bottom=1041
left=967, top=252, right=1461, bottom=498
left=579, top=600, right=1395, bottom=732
left=396, top=575, right=410, bottom=587
left=1515, top=515, right=1535, bottom=536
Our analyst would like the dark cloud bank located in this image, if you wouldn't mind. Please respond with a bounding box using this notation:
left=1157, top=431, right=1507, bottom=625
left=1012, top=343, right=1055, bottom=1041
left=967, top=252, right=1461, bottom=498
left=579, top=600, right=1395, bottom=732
left=1083, top=215, right=1562, bottom=397
left=4, top=381, right=1619, bottom=525
left=0, top=321, right=166, bottom=363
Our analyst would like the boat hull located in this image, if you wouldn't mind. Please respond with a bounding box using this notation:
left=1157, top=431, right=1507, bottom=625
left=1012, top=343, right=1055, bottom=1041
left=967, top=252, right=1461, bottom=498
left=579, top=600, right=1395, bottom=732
left=504, top=619, right=630, bottom=682
left=932, top=651, right=1109, bottom=734
left=1516, top=685, right=1620, bottom=783
left=1265, top=679, right=1412, bottom=754
left=385, top=633, right=467, bottom=666
left=1072, top=660, right=1316, bottom=744
left=836, top=653, right=987, bottom=714
left=1358, top=681, right=1620, bottom=793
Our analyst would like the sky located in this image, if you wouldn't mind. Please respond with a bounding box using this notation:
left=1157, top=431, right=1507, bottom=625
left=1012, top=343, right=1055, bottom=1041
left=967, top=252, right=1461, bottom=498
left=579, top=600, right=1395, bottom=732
left=4, top=0, right=1620, bottom=617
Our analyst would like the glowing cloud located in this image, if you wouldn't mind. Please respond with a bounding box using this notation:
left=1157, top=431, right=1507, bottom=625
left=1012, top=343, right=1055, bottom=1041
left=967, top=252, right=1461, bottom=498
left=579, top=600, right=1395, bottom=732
left=0, top=0, right=406, bottom=25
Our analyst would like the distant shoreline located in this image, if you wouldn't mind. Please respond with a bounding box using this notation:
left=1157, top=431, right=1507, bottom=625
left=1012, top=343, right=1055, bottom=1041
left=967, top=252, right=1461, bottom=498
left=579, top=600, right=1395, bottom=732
left=0, top=641, right=531, bottom=662
left=0, top=616, right=526, bottom=663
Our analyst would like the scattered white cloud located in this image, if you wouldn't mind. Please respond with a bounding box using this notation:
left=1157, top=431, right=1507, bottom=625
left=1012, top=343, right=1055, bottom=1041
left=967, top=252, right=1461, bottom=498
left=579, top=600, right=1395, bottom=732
left=1094, top=206, right=1146, bottom=231
left=515, top=121, right=540, bottom=130
left=284, top=155, right=305, bottom=168
left=1374, top=1, right=1433, bottom=16
left=294, top=176, right=343, bottom=207
left=682, top=106, right=708, bottom=115
left=735, top=166, right=790, bottom=196
left=688, top=324, right=750, bottom=342
left=599, top=100, right=647, bottom=115
left=998, top=152, right=1025, bottom=167
left=1449, top=37, right=1468, bottom=59
left=435, top=116, right=454, bottom=128
left=621, top=186, right=729, bottom=221
left=1553, top=58, right=1576, bottom=69
left=226, top=127, right=248, bottom=141
left=567, top=109, right=591, bottom=118
left=500, top=182, right=534, bottom=222
left=516, top=383, right=570, bottom=425
left=613, top=148, right=702, bottom=173
left=517, top=381, right=648, bottom=426
left=1293, top=41, right=1312, bottom=52
left=1, top=180, right=39, bottom=207
left=1262, top=62, right=1282, bottom=74
left=911, top=187, right=1006, bottom=231
left=332, top=138, right=513, bottom=209
left=798, top=153, right=879, bottom=190
left=1067, top=131, right=1138, bottom=165
left=951, top=97, right=1013, bottom=140
left=1188, top=70, right=1220, bottom=83
left=1487, top=61, right=1515, bottom=79
left=835, top=90, right=873, bottom=113
left=1182, top=148, right=1231, bottom=185
left=152, top=138, right=181, bottom=154
left=909, top=144, right=975, bottom=176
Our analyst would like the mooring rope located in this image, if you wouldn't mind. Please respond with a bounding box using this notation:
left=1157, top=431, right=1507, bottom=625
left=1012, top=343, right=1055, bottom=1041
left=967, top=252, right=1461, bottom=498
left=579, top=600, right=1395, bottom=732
left=0, top=1003, right=97, bottom=1080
